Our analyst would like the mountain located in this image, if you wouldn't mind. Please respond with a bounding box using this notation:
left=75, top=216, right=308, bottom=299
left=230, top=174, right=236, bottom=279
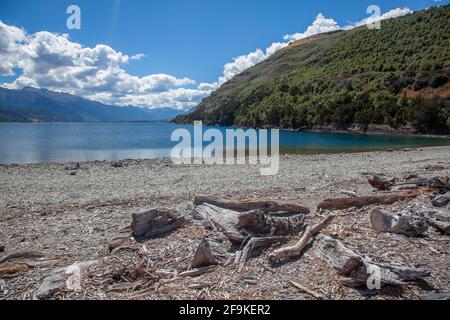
left=174, top=5, right=450, bottom=134
left=0, top=87, right=185, bottom=122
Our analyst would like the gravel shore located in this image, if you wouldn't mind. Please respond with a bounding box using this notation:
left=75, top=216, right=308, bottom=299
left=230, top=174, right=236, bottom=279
left=0, top=146, right=449, bottom=300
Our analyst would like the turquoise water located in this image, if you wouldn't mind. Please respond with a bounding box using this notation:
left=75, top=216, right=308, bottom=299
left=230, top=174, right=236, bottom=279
left=0, top=122, right=449, bottom=164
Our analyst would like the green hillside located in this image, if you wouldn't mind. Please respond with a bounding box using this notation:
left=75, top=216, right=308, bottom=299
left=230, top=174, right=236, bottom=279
left=174, top=5, right=450, bottom=134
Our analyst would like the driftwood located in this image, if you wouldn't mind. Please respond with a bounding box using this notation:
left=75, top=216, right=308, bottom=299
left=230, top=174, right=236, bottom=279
left=407, top=177, right=450, bottom=189
left=432, top=192, right=450, bottom=207
left=427, top=218, right=450, bottom=234
left=237, top=236, right=291, bottom=272
left=179, top=266, right=216, bottom=278
left=314, top=234, right=430, bottom=288
left=131, top=209, right=186, bottom=241
left=289, top=280, right=325, bottom=299
left=369, top=175, right=450, bottom=191
left=394, top=205, right=450, bottom=235
left=268, top=216, right=335, bottom=263
left=194, top=195, right=310, bottom=214
left=0, top=250, right=46, bottom=264
left=370, top=209, right=428, bottom=237
left=420, top=292, right=450, bottom=301
left=192, top=203, right=244, bottom=244
left=0, top=262, right=30, bottom=277
left=317, top=189, right=438, bottom=211
left=190, top=239, right=217, bottom=268
left=369, top=175, right=397, bottom=190
left=237, top=210, right=305, bottom=236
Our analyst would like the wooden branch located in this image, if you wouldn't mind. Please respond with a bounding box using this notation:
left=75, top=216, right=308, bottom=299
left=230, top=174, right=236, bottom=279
left=370, top=209, right=428, bottom=237
left=314, top=234, right=430, bottom=288
left=237, top=210, right=305, bottom=236
left=179, top=266, right=216, bottom=278
left=317, top=189, right=439, bottom=211
left=131, top=209, right=186, bottom=241
left=268, top=215, right=335, bottom=263
left=191, top=239, right=217, bottom=268
left=237, top=236, right=291, bottom=272
left=194, top=195, right=310, bottom=214
left=289, top=280, right=325, bottom=299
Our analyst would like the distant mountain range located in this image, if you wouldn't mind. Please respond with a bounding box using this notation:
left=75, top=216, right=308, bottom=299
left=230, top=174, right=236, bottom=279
left=0, top=87, right=185, bottom=122
left=175, top=5, right=450, bottom=134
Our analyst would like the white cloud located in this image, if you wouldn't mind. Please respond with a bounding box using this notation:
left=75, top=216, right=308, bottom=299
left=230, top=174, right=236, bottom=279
left=283, top=13, right=341, bottom=42
left=345, top=7, right=412, bottom=29
left=0, top=21, right=209, bottom=110
left=130, top=53, right=146, bottom=60
left=0, top=7, right=414, bottom=110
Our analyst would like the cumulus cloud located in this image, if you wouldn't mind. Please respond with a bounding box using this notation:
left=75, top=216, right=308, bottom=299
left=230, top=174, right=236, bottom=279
left=283, top=13, right=341, bottom=42
left=0, top=21, right=210, bottom=110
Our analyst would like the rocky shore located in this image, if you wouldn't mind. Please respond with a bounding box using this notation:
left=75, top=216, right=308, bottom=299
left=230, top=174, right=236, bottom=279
left=0, top=146, right=449, bottom=300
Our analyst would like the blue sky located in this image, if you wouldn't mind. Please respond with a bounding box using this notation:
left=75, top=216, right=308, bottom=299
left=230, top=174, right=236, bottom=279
left=0, top=0, right=448, bottom=109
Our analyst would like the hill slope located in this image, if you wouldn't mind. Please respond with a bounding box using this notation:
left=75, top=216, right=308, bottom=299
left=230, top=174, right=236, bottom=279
left=174, top=5, right=450, bottom=134
left=0, top=87, right=185, bottom=122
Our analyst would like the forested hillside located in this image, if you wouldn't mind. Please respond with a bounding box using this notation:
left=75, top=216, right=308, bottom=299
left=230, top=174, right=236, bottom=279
left=175, top=5, right=450, bottom=134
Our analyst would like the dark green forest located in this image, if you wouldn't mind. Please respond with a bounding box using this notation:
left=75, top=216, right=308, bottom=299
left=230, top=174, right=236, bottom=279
left=175, top=5, right=450, bottom=134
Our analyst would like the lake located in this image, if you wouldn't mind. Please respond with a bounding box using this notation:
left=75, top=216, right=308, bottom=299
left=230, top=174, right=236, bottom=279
left=0, top=122, right=449, bottom=164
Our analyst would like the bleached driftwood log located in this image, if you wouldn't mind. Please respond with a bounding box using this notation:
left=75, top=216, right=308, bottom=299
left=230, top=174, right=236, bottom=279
left=369, top=175, right=450, bottom=192
left=192, top=203, right=244, bottom=244
left=131, top=209, right=186, bottom=241
left=314, top=234, right=430, bottom=288
left=194, top=195, right=310, bottom=214
left=370, top=209, right=428, bottom=236
left=427, top=218, right=450, bottom=234
left=432, top=192, right=450, bottom=207
left=237, top=210, right=305, bottom=236
left=268, top=216, right=335, bottom=263
left=317, top=189, right=438, bottom=211
left=398, top=205, right=450, bottom=235
left=190, top=239, right=217, bottom=268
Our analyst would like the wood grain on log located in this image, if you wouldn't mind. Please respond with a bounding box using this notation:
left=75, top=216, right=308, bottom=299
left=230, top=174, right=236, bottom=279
left=317, top=189, right=439, bottom=211
left=131, top=209, right=185, bottom=241
left=237, top=210, right=305, bottom=236
left=370, top=209, right=428, bottom=236
left=192, top=203, right=244, bottom=244
left=194, top=195, right=310, bottom=214
left=314, top=235, right=430, bottom=288
left=268, top=215, right=335, bottom=263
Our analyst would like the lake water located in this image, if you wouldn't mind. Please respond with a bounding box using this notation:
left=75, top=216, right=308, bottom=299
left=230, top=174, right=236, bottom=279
left=0, top=122, right=449, bottom=164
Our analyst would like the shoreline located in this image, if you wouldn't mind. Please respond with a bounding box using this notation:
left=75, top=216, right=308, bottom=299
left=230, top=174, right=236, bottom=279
left=0, top=146, right=449, bottom=300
